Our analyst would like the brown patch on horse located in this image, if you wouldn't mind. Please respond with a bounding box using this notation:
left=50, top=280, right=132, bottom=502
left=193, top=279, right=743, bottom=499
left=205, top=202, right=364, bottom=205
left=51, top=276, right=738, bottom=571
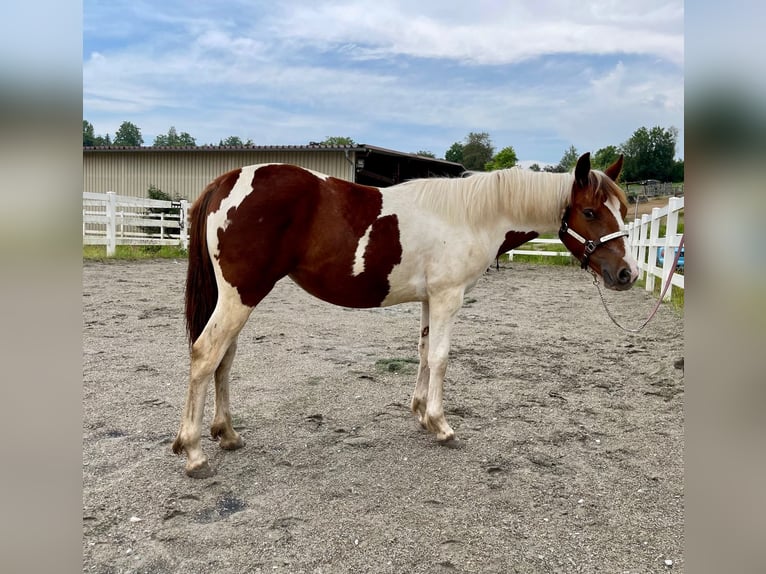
left=215, top=165, right=322, bottom=307
left=496, top=230, right=539, bottom=258
left=288, top=177, right=403, bottom=307
left=212, top=165, right=402, bottom=309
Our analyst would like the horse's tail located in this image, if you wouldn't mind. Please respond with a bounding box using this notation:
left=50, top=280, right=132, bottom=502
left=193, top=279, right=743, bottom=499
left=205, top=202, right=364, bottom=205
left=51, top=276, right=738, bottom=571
left=185, top=182, right=218, bottom=347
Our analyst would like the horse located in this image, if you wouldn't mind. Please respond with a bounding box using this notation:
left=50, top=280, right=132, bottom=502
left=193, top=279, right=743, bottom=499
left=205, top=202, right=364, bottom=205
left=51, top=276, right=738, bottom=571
left=172, top=152, right=637, bottom=477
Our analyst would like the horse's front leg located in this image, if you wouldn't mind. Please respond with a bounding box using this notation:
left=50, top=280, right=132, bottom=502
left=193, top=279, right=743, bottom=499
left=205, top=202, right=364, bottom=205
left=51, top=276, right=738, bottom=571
left=411, top=301, right=430, bottom=426
left=422, top=288, right=464, bottom=442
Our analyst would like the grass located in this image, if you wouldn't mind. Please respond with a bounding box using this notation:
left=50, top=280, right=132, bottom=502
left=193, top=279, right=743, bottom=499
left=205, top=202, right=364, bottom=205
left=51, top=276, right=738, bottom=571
left=374, top=358, right=419, bottom=374
left=637, top=271, right=685, bottom=313
left=499, top=234, right=578, bottom=266
left=500, top=253, right=576, bottom=266
left=83, top=244, right=188, bottom=260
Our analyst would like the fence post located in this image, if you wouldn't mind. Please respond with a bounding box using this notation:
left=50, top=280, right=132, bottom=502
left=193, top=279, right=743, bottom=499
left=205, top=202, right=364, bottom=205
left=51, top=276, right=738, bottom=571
left=179, top=200, right=190, bottom=251
left=647, top=207, right=662, bottom=293
left=638, top=214, right=650, bottom=283
left=105, top=191, right=116, bottom=257
left=661, top=197, right=682, bottom=301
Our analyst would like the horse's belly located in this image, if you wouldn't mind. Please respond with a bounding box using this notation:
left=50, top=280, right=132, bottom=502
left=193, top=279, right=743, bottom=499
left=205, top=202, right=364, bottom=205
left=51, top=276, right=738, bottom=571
left=288, top=266, right=413, bottom=308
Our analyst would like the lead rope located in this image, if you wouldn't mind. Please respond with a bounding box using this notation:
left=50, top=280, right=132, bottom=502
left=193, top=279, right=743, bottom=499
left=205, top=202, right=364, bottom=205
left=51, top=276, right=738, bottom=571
left=591, top=234, right=685, bottom=333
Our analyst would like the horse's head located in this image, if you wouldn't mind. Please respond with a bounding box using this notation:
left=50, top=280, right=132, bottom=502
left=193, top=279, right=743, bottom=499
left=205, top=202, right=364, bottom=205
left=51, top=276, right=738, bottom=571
left=559, top=153, right=638, bottom=291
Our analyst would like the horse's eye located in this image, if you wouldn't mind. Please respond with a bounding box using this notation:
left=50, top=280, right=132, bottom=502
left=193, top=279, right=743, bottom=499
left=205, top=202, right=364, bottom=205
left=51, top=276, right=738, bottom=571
left=583, top=208, right=596, bottom=220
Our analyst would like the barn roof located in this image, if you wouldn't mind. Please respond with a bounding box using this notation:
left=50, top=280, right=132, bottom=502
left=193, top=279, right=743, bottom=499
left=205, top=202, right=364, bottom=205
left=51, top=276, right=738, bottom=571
left=83, top=143, right=466, bottom=186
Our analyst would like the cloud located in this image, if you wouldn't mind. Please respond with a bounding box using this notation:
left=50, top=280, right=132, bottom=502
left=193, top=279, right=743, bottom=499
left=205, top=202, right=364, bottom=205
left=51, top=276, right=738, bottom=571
left=83, top=1, right=684, bottom=161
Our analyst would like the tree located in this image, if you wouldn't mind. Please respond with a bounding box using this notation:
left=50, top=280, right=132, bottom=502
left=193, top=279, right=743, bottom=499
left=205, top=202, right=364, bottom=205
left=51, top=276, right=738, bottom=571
left=528, top=163, right=541, bottom=172
left=414, top=150, right=435, bottom=158
left=592, top=145, right=620, bottom=172
left=219, top=136, right=252, bottom=146
left=462, top=132, right=495, bottom=171
left=619, top=126, right=678, bottom=182
left=83, top=120, right=112, bottom=146
left=445, top=142, right=464, bottom=164
left=556, top=145, right=579, bottom=172
left=83, top=120, right=96, bottom=146
left=670, top=159, right=684, bottom=182
left=153, top=126, right=196, bottom=147
left=318, top=136, right=356, bottom=146
left=485, top=146, right=518, bottom=171
left=113, top=121, right=144, bottom=146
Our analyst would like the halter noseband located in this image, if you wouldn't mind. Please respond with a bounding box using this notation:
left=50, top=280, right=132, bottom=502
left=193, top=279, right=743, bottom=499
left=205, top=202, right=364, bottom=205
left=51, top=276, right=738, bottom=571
left=558, top=206, right=629, bottom=270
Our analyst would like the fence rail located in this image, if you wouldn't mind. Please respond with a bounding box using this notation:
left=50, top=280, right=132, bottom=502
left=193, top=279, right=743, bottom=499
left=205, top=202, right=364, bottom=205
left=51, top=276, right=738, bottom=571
left=83, top=191, right=189, bottom=256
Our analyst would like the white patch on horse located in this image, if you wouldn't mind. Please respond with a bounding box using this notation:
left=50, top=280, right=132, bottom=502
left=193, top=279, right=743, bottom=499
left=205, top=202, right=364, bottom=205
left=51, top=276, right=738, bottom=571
left=352, top=224, right=373, bottom=276
left=605, top=194, right=639, bottom=281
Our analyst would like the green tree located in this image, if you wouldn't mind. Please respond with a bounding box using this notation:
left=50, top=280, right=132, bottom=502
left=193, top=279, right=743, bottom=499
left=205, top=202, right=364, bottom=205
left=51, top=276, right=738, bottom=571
left=592, top=145, right=620, bottom=172
left=414, top=150, right=435, bottom=158
left=83, top=120, right=96, bottom=146
left=556, top=145, right=579, bottom=172
left=670, top=159, right=684, bottom=182
left=619, top=126, right=678, bottom=181
left=219, top=136, right=252, bottom=146
left=153, top=126, right=196, bottom=147
left=113, top=121, right=144, bottom=146
left=485, top=146, right=518, bottom=170
left=462, top=132, right=494, bottom=171
left=445, top=142, right=464, bottom=164
left=528, top=163, right=541, bottom=172
left=318, top=136, right=356, bottom=146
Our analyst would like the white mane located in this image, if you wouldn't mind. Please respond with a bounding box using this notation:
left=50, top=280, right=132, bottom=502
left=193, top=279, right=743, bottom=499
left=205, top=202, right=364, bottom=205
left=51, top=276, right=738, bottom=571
left=397, top=168, right=574, bottom=230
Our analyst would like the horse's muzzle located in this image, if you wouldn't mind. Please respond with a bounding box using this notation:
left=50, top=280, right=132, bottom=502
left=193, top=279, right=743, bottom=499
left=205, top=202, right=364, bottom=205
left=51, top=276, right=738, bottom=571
left=602, top=266, right=637, bottom=291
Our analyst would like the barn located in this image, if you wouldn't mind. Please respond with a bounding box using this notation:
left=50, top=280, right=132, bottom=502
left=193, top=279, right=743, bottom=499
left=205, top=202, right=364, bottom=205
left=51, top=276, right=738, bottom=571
left=83, top=144, right=466, bottom=202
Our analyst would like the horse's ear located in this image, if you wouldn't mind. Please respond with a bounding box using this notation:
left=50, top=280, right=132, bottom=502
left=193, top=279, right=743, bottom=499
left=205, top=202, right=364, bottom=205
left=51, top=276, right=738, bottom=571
left=604, top=154, right=624, bottom=182
left=574, top=153, right=591, bottom=187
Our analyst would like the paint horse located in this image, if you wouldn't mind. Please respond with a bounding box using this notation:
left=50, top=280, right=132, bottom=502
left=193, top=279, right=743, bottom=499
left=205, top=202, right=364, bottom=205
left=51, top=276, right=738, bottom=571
left=173, top=152, right=637, bottom=477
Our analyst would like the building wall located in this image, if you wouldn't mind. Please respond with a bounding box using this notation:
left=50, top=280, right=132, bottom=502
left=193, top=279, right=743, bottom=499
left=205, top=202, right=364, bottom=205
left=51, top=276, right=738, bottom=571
left=83, top=149, right=357, bottom=202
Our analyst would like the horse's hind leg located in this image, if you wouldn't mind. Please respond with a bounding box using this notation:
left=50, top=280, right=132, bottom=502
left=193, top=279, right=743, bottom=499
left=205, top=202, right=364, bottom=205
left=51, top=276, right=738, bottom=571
left=411, top=301, right=430, bottom=426
left=210, top=338, right=245, bottom=450
left=172, top=297, right=252, bottom=477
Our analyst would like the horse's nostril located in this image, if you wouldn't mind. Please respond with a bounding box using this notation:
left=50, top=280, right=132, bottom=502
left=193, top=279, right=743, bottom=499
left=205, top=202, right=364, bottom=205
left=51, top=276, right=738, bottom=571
left=618, top=268, right=632, bottom=284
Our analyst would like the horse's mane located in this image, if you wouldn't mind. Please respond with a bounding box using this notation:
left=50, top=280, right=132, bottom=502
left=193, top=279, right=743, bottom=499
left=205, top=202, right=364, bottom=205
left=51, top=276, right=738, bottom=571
left=400, top=168, right=574, bottom=230
left=399, top=167, right=628, bottom=228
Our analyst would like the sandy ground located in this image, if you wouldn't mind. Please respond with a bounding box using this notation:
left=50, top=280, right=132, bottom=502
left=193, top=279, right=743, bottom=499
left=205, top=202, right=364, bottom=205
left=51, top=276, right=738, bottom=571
left=83, top=259, right=684, bottom=573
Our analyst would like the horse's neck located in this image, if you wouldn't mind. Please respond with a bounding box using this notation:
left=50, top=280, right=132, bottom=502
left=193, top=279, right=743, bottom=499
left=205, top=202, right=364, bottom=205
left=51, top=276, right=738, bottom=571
left=495, top=169, right=573, bottom=232
left=394, top=170, right=571, bottom=234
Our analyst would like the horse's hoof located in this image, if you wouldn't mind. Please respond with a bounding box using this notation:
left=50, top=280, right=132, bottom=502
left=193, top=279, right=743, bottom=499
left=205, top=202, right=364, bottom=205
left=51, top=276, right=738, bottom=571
left=437, top=432, right=457, bottom=444
left=185, top=460, right=215, bottom=479
left=220, top=435, right=245, bottom=451
left=438, top=436, right=461, bottom=449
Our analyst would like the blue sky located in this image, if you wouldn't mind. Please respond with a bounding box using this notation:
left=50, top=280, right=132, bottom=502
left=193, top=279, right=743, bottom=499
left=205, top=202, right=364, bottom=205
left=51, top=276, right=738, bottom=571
left=83, top=1, right=684, bottom=166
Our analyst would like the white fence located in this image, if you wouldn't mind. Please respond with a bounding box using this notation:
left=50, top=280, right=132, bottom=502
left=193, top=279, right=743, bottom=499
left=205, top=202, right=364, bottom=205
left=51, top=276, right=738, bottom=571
left=626, top=196, right=684, bottom=300
left=83, top=192, right=190, bottom=256
left=505, top=238, right=571, bottom=260
left=504, top=196, right=684, bottom=300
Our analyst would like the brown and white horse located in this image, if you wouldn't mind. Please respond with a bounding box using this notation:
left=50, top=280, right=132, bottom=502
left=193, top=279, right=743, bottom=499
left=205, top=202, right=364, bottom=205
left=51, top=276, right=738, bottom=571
left=172, top=152, right=637, bottom=477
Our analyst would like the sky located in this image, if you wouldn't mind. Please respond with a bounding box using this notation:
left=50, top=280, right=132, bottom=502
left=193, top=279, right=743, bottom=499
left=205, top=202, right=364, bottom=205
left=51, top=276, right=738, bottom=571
left=83, top=0, right=684, bottom=167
